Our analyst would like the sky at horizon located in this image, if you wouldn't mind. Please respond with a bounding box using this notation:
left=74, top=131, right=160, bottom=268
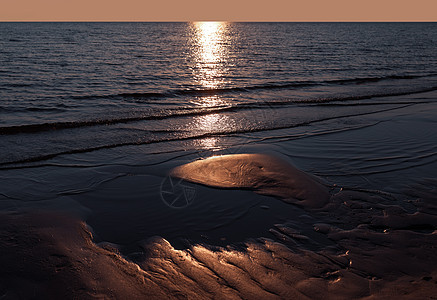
left=1, top=0, right=437, bottom=22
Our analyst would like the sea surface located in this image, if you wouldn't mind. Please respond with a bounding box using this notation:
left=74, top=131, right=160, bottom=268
left=1, top=22, right=437, bottom=249
left=1, top=22, right=436, bottom=163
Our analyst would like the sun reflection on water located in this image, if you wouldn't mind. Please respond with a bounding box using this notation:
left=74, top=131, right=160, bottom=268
left=192, top=22, right=229, bottom=90
left=190, top=95, right=226, bottom=108
left=188, top=22, right=233, bottom=153
left=190, top=113, right=237, bottom=154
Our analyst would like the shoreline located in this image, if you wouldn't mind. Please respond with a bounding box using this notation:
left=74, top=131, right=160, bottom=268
left=1, top=97, right=437, bottom=298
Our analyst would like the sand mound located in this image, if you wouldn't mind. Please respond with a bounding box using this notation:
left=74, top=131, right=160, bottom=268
left=171, top=153, right=330, bottom=208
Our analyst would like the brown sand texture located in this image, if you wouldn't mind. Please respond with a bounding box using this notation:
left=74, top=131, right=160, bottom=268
left=171, top=153, right=330, bottom=208
left=1, top=154, right=437, bottom=299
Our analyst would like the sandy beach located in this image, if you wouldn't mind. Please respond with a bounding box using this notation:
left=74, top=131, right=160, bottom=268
left=1, top=98, right=437, bottom=299
left=1, top=22, right=437, bottom=299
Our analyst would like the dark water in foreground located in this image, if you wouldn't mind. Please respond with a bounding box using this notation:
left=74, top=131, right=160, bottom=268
left=1, top=22, right=437, bottom=251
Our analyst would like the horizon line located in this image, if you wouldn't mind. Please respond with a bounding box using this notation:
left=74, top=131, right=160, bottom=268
left=1, top=20, right=436, bottom=23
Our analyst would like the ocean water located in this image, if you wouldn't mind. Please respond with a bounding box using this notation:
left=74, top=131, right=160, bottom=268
left=1, top=22, right=437, bottom=250
left=1, top=22, right=436, bottom=165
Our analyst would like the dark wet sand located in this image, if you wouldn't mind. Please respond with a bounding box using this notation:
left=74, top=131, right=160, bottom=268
left=1, top=156, right=437, bottom=299
left=2, top=196, right=437, bottom=299
left=2, top=102, right=437, bottom=299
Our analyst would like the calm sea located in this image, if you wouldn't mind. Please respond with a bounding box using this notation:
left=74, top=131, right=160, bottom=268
left=1, top=22, right=437, bottom=166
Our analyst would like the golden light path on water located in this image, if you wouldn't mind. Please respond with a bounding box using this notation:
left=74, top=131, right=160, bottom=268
left=193, top=21, right=228, bottom=90
left=189, top=22, right=234, bottom=153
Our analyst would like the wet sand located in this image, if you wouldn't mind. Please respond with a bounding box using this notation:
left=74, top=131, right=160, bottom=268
left=1, top=101, right=437, bottom=299
left=1, top=178, right=436, bottom=299
left=170, top=153, right=330, bottom=208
